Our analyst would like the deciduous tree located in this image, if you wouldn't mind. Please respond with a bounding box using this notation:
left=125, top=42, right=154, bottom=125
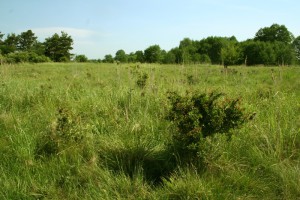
left=221, top=40, right=240, bottom=66
left=144, top=45, right=162, bottom=63
left=75, top=54, right=88, bottom=62
left=115, top=49, right=128, bottom=63
left=44, top=31, right=73, bottom=62
left=254, top=24, right=294, bottom=44
left=293, top=36, right=300, bottom=63
left=103, top=54, right=114, bottom=63
left=135, top=50, right=144, bottom=63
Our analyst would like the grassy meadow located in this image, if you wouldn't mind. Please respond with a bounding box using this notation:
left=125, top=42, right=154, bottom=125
left=0, top=63, right=299, bottom=199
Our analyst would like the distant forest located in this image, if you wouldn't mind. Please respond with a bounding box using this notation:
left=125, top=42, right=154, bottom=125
left=1, top=24, right=300, bottom=66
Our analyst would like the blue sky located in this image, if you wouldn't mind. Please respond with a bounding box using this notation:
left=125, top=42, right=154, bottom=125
left=1, top=0, right=299, bottom=59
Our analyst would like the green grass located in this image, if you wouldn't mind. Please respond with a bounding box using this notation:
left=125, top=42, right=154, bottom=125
left=0, top=63, right=299, bottom=199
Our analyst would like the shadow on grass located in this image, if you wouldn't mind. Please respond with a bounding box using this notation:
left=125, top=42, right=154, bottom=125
left=98, top=142, right=207, bottom=186
left=98, top=144, right=178, bottom=185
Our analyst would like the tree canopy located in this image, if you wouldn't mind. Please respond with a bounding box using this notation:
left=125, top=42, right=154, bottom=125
left=18, top=30, right=37, bottom=51
left=115, top=49, right=128, bottom=63
left=44, top=31, right=73, bottom=62
left=254, top=24, right=294, bottom=44
left=293, top=36, right=300, bottom=63
left=144, top=45, right=162, bottom=63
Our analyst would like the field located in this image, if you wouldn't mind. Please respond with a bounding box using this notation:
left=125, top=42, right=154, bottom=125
left=0, top=63, right=300, bottom=199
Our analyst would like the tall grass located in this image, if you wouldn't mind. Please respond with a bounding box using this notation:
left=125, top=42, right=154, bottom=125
left=0, top=63, right=299, bottom=199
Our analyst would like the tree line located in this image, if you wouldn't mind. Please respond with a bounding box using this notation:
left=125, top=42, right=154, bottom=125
left=1, top=24, right=300, bottom=65
left=0, top=30, right=74, bottom=64
left=104, top=24, right=300, bottom=66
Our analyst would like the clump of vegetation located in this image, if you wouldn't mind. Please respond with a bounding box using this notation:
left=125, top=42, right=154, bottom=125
left=136, top=72, right=148, bottom=89
left=167, top=91, right=250, bottom=162
left=35, top=108, right=93, bottom=160
left=186, top=74, right=199, bottom=85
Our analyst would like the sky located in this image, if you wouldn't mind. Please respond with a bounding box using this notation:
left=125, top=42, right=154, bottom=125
left=1, top=0, right=299, bottom=59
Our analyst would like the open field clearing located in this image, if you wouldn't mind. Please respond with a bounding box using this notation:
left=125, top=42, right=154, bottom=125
left=0, top=63, right=300, bottom=199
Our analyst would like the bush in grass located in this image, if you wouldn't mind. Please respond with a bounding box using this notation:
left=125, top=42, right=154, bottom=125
left=136, top=72, right=148, bottom=89
left=186, top=74, right=199, bottom=85
left=35, top=108, right=94, bottom=160
left=167, top=91, right=250, bottom=162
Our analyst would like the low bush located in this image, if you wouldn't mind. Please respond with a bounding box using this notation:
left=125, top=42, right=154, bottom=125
left=5, top=52, right=50, bottom=63
left=35, top=108, right=94, bottom=160
left=167, top=91, right=251, bottom=163
left=136, top=72, right=148, bottom=89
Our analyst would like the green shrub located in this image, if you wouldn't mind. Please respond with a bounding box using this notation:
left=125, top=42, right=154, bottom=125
left=28, top=53, right=51, bottom=63
left=136, top=72, right=148, bottom=89
left=186, top=74, right=199, bottom=85
left=75, top=54, right=88, bottom=62
left=35, top=108, right=94, bottom=160
left=167, top=91, right=250, bottom=161
left=5, top=52, right=50, bottom=63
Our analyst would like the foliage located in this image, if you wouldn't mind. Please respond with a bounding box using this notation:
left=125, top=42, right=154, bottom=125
left=0, top=53, right=5, bottom=65
left=135, top=50, right=144, bottom=63
left=115, top=49, right=128, bottom=63
left=35, top=108, right=93, bottom=159
left=162, top=49, right=177, bottom=64
left=144, top=45, right=162, bottom=63
left=75, top=54, right=88, bottom=62
left=221, top=40, right=241, bottom=66
left=293, top=36, right=300, bottom=63
left=102, top=54, right=114, bottom=63
left=0, top=31, right=4, bottom=42
left=127, top=52, right=137, bottom=63
left=17, top=30, right=37, bottom=51
left=179, top=38, right=198, bottom=64
left=1, top=33, right=19, bottom=54
left=5, top=52, right=50, bottom=63
left=198, top=36, right=237, bottom=65
left=167, top=91, right=249, bottom=158
left=241, top=40, right=295, bottom=66
left=136, top=72, right=148, bottom=89
left=44, top=31, right=73, bottom=62
left=254, top=23, right=294, bottom=44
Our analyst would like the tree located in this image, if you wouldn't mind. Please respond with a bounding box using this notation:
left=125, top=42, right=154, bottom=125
left=2, top=33, right=19, bottom=54
left=32, top=41, right=46, bottom=56
left=0, top=32, right=4, bottom=55
left=44, top=31, right=73, bottom=62
left=241, top=40, right=277, bottom=66
left=18, top=30, right=37, bottom=51
left=103, top=54, right=114, bottom=63
left=179, top=38, right=203, bottom=64
left=170, top=47, right=183, bottom=64
left=135, top=50, right=144, bottom=63
left=144, top=45, right=162, bottom=63
left=293, top=36, right=300, bottom=63
left=75, top=54, right=88, bottom=62
left=197, top=36, right=235, bottom=65
left=0, top=32, right=4, bottom=44
left=254, top=24, right=294, bottom=44
left=127, top=52, right=137, bottom=63
left=273, top=41, right=295, bottom=65
left=221, top=40, right=240, bottom=66
left=163, top=50, right=177, bottom=64
left=114, top=49, right=127, bottom=63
